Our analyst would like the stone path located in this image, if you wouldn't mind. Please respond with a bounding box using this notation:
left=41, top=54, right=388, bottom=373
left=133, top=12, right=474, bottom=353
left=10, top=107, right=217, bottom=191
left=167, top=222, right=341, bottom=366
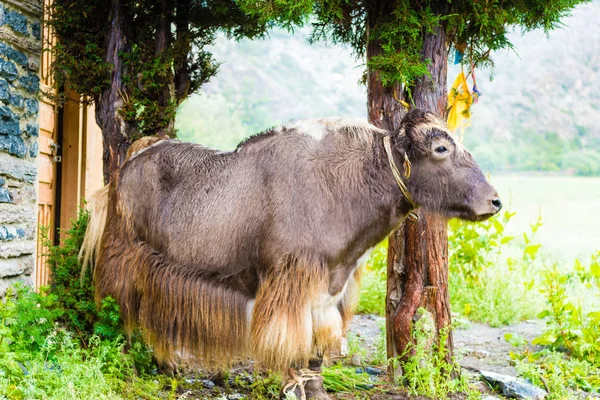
left=348, top=315, right=545, bottom=376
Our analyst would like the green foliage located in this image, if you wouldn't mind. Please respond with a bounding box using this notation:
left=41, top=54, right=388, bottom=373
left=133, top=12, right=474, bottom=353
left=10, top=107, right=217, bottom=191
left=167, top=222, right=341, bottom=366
left=504, top=252, right=600, bottom=397
left=370, top=319, right=389, bottom=367
left=2, top=285, right=62, bottom=355
left=357, top=243, right=387, bottom=315
left=249, top=372, right=283, bottom=399
left=357, top=210, right=547, bottom=326
left=562, top=150, right=600, bottom=176
left=49, top=0, right=269, bottom=136
left=0, top=286, right=164, bottom=400
left=47, top=1, right=111, bottom=97
left=347, top=332, right=368, bottom=362
left=94, top=297, right=124, bottom=341
left=322, top=364, right=375, bottom=393
left=366, top=3, right=441, bottom=89
left=120, top=48, right=181, bottom=138
left=392, top=309, right=477, bottom=399
left=448, top=211, right=545, bottom=326
left=41, top=210, right=98, bottom=341
left=534, top=257, right=600, bottom=366
left=449, top=209, right=516, bottom=283
left=514, top=351, right=599, bottom=397
left=239, top=0, right=588, bottom=93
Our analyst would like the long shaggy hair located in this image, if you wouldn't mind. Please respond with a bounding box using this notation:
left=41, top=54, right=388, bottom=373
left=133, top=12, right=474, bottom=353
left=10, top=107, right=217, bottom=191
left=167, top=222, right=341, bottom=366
left=80, top=110, right=498, bottom=372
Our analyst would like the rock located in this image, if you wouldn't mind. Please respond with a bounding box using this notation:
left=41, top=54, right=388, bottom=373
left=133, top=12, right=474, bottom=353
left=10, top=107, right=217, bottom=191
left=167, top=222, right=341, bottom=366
left=0, top=188, right=12, bottom=203
left=0, top=59, right=18, bottom=81
left=0, top=43, right=28, bottom=68
left=201, top=379, right=215, bottom=389
left=19, top=74, right=39, bottom=93
left=0, top=135, right=27, bottom=158
left=473, top=349, right=491, bottom=358
left=0, top=152, right=37, bottom=183
left=0, top=79, right=9, bottom=103
left=0, top=105, right=20, bottom=136
left=29, top=141, right=37, bottom=157
left=31, top=22, right=40, bottom=40
left=25, top=123, right=38, bottom=137
left=481, top=370, right=547, bottom=399
left=482, top=396, right=502, bottom=400
left=350, top=354, right=362, bottom=366
left=4, top=9, right=29, bottom=35
left=365, top=366, right=383, bottom=376
left=9, top=93, right=23, bottom=108
left=0, top=255, right=34, bottom=278
left=24, top=98, right=38, bottom=115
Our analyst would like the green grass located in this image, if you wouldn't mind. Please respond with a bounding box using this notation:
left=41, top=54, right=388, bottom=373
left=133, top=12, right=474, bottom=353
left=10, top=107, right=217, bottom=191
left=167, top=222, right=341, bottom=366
left=491, top=175, right=600, bottom=261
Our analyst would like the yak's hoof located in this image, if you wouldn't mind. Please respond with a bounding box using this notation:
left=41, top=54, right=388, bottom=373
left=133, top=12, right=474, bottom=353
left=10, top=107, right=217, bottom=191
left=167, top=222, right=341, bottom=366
left=303, top=375, right=330, bottom=400
left=280, top=370, right=330, bottom=400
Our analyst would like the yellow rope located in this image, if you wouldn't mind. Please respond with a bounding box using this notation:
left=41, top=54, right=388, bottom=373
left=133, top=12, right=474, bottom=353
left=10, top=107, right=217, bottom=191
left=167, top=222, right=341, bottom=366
left=282, top=368, right=320, bottom=400
left=383, top=136, right=419, bottom=221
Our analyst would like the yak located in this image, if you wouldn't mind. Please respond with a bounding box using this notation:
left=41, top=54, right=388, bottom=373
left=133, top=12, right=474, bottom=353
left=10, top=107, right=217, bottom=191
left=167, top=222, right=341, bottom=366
left=80, top=109, right=501, bottom=399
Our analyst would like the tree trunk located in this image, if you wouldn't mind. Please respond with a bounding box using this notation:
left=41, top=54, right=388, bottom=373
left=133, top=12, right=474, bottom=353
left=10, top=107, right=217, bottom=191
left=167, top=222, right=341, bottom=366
left=95, top=0, right=135, bottom=184
left=366, top=17, right=451, bottom=377
left=174, top=0, right=191, bottom=104
left=155, top=0, right=176, bottom=134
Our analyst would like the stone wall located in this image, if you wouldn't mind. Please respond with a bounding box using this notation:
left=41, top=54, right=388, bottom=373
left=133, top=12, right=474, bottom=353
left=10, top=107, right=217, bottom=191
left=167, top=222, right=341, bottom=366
left=0, top=0, right=41, bottom=295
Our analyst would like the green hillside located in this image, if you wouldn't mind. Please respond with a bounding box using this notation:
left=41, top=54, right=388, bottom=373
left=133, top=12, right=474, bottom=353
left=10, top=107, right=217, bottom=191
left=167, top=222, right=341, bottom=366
left=176, top=1, right=600, bottom=175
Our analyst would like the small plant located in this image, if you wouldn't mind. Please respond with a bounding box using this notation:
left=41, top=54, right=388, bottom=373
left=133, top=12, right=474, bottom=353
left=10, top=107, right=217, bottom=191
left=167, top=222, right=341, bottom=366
left=392, top=308, right=477, bottom=399
left=357, top=242, right=387, bottom=315
left=448, top=209, right=516, bottom=283
left=370, top=320, right=388, bottom=367
left=534, top=261, right=600, bottom=366
left=449, top=210, right=545, bottom=326
left=322, top=364, right=375, bottom=393
left=513, top=350, right=599, bottom=397
left=347, top=331, right=368, bottom=362
left=249, top=372, right=282, bottom=399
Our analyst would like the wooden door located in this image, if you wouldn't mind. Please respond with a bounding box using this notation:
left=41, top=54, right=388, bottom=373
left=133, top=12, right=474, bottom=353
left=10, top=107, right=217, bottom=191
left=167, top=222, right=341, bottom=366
left=36, top=0, right=57, bottom=288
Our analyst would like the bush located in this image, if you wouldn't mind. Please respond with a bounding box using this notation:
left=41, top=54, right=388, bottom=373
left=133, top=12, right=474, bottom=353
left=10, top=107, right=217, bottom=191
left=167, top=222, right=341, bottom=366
left=392, top=308, right=477, bottom=399
left=448, top=211, right=545, bottom=326
left=0, top=285, right=164, bottom=400
left=41, top=210, right=101, bottom=342
left=357, top=243, right=387, bottom=315
left=534, top=255, right=600, bottom=366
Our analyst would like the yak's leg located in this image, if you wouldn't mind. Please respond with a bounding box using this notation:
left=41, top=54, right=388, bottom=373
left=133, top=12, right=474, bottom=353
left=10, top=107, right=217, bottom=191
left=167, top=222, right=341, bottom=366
left=251, top=253, right=328, bottom=368
left=280, top=357, right=329, bottom=400
left=281, top=289, right=347, bottom=399
left=282, top=266, right=363, bottom=399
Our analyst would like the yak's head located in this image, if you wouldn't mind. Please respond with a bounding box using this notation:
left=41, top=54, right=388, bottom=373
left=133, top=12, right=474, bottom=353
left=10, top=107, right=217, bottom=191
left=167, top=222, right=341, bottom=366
left=395, top=109, right=501, bottom=221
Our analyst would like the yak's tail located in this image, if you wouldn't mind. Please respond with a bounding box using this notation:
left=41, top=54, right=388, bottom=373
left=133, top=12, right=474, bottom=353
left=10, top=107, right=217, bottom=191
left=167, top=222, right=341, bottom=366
left=79, top=185, right=109, bottom=281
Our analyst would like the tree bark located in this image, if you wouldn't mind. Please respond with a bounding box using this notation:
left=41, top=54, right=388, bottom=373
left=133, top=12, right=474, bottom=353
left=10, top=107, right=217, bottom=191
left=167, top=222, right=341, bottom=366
left=366, top=13, right=451, bottom=377
left=95, top=0, right=135, bottom=184
left=155, top=0, right=176, bottom=134
left=174, top=0, right=191, bottom=104
left=390, top=25, right=451, bottom=367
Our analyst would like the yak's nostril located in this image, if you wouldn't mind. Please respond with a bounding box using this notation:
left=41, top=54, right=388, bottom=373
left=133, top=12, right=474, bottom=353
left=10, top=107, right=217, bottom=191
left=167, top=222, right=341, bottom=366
left=491, top=198, right=502, bottom=210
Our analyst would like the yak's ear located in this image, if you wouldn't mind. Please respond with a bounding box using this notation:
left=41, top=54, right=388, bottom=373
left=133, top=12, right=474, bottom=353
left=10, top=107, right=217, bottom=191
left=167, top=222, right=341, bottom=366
left=399, top=109, right=441, bottom=153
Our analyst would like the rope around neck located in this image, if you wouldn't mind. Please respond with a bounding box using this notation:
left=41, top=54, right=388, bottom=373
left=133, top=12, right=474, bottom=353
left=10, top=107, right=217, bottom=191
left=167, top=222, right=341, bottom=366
left=282, top=368, right=320, bottom=400
left=383, top=136, right=419, bottom=221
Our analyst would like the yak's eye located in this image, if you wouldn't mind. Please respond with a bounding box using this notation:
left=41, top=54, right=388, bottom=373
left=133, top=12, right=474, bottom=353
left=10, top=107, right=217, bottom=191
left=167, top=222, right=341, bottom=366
left=435, top=146, right=448, bottom=154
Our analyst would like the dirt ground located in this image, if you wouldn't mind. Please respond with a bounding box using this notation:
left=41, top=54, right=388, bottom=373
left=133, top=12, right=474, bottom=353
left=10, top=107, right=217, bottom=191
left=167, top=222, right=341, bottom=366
left=170, top=315, right=547, bottom=399
left=348, top=314, right=545, bottom=377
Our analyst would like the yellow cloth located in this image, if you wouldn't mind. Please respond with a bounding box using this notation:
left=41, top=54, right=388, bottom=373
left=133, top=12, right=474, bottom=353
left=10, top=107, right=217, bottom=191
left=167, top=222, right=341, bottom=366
left=447, top=71, right=473, bottom=131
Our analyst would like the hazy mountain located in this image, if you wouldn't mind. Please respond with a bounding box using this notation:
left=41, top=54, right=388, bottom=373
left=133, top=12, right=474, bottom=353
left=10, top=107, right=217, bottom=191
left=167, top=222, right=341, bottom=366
left=176, top=1, right=600, bottom=175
